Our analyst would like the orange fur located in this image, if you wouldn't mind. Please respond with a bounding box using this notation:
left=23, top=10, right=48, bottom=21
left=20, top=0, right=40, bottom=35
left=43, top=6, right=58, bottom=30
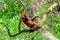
left=21, top=14, right=38, bottom=28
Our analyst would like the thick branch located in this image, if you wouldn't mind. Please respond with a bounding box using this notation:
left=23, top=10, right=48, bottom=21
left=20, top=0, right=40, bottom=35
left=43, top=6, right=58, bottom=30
left=45, top=3, right=58, bottom=14
left=39, top=26, right=58, bottom=40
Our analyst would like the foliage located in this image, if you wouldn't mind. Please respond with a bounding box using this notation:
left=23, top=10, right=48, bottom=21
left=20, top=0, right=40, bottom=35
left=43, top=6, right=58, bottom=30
left=0, top=0, right=60, bottom=40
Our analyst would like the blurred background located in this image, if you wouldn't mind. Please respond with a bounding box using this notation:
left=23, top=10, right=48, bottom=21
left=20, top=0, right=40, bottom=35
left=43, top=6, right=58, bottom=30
left=0, top=0, right=60, bottom=40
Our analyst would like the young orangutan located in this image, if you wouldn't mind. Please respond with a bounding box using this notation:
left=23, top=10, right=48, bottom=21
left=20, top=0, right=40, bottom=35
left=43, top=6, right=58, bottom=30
left=21, top=13, right=43, bottom=30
